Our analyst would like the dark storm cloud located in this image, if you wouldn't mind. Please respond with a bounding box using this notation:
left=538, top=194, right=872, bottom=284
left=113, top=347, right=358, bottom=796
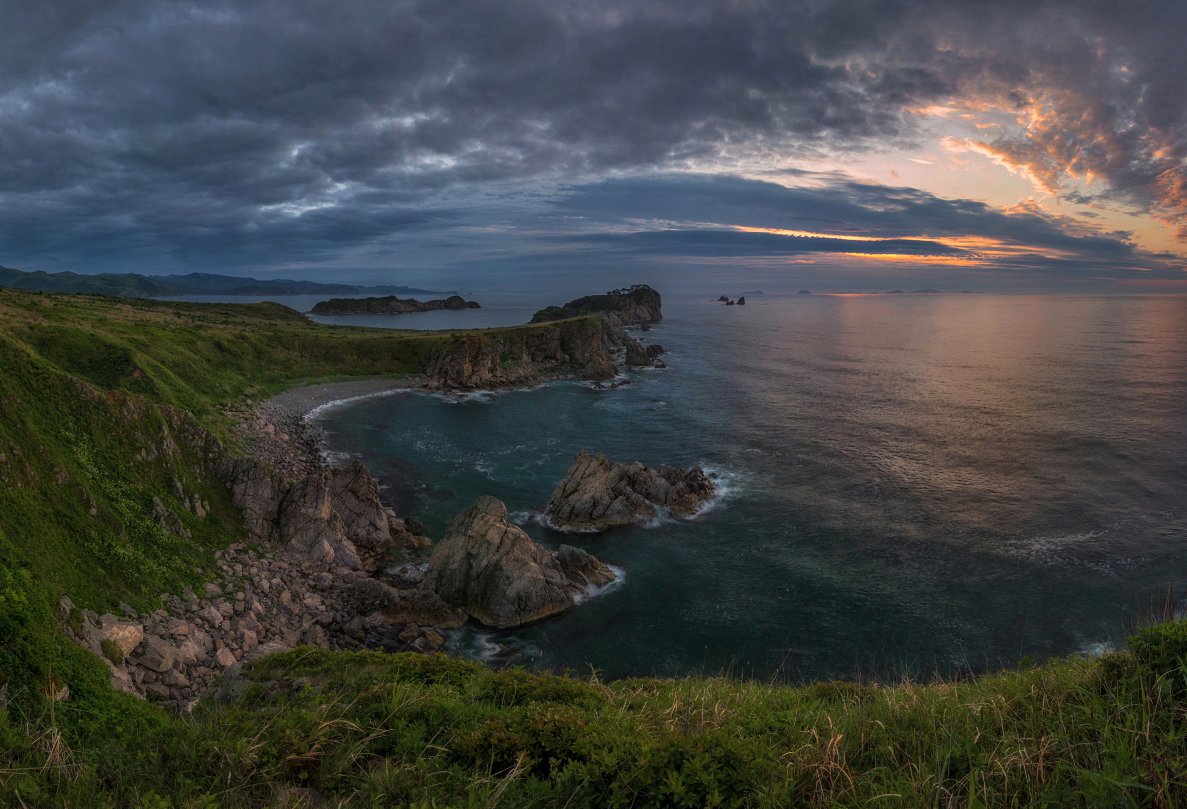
left=0, top=0, right=1183, bottom=276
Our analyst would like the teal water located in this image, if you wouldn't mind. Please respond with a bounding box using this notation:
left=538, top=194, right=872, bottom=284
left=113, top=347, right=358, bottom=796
left=314, top=294, right=1187, bottom=682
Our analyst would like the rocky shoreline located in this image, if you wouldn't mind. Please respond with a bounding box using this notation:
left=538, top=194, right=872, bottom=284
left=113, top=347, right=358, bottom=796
left=62, top=295, right=670, bottom=711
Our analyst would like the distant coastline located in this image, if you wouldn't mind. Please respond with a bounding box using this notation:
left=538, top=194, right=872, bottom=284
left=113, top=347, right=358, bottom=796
left=0, top=262, right=450, bottom=299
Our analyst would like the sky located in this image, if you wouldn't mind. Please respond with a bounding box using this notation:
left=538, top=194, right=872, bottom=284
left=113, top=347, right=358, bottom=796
left=1, top=0, right=1186, bottom=293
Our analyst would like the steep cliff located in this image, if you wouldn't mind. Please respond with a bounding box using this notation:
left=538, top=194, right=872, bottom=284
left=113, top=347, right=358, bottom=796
left=423, top=315, right=625, bottom=389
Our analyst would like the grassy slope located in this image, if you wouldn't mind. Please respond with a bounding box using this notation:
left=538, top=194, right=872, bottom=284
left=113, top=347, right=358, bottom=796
left=1, top=289, right=1186, bottom=807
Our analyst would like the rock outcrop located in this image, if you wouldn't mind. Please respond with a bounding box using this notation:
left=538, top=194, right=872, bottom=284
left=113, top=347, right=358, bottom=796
left=310, top=294, right=481, bottom=315
left=546, top=451, right=716, bottom=532
left=530, top=284, right=662, bottom=325
left=63, top=404, right=443, bottom=710
left=419, top=496, right=615, bottom=628
left=424, top=315, right=620, bottom=390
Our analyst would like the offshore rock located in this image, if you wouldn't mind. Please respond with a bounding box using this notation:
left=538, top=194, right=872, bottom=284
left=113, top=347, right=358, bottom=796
left=546, top=451, right=716, bottom=532
left=420, top=496, right=615, bottom=628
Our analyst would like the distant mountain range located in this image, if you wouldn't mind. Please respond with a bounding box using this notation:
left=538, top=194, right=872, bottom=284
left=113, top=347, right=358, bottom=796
left=0, top=264, right=449, bottom=298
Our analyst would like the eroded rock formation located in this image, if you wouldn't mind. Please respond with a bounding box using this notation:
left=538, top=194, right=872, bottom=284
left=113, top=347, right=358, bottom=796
left=546, top=451, right=716, bottom=532
left=419, top=496, right=615, bottom=628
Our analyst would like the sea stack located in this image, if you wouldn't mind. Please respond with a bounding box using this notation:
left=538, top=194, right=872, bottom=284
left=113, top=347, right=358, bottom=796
left=419, top=496, right=616, bottom=628
left=546, top=451, right=716, bottom=532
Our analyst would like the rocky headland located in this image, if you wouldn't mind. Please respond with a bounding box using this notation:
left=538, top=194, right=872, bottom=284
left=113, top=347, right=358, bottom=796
left=423, top=308, right=664, bottom=389
left=547, top=450, right=716, bottom=532
left=310, top=294, right=481, bottom=315
left=530, top=283, right=662, bottom=325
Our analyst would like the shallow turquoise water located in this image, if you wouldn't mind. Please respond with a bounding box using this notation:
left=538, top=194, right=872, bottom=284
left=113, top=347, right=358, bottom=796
left=315, top=294, right=1187, bottom=682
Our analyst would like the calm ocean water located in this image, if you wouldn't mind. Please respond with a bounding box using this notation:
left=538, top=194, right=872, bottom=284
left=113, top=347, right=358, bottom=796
left=313, top=294, right=1187, bottom=682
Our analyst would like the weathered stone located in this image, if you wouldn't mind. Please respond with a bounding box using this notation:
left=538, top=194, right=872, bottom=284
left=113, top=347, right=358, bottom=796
left=546, top=451, right=716, bottom=532
left=138, top=636, right=176, bottom=673
left=214, top=647, right=237, bottom=668
left=175, top=640, right=203, bottom=666
left=419, top=496, right=616, bottom=628
left=196, top=605, right=223, bottom=628
left=101, top=619, right=145, bottom=658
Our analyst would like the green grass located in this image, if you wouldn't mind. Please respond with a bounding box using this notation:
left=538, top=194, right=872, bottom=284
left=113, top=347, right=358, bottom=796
left=1, top=288, right=1186, bottom=807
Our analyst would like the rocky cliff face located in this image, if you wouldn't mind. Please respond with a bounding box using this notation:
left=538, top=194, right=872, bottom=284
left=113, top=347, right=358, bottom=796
left=62, top=402, right=440, bottom=710
left=547, top=451, right=716, bottom=532
left=419, top=496, right=615, bottom=628
left=424, top=315, right=624, bottom=389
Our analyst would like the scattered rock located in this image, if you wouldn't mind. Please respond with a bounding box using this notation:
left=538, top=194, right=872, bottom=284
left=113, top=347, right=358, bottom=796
left=138, top=636, right=176, bottom=673
left=101, top=620, right=145, bottom=658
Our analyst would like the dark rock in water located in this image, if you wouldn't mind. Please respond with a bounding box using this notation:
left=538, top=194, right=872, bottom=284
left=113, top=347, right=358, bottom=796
left=646, top=344, right=665, bottom=358
left=625, top=338, right=652, bottom=367
left=725, top=299, right=735, bottom=306
left=640, top=322, right=652, bottom=332
left=404, top=516, right=426, bottom=536
left=419, top=496, right=615, bottom=628
left=737, top=296, right=746, bottom=305
left=798, top=290, right=811, bottom=295
left=546, top=450, right=716, bottom=532
left=717, top=295, right=729, bottom=302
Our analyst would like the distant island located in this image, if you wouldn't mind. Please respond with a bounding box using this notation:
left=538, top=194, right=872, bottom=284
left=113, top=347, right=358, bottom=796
left=0, top=263, right=449, bottom=299
left=310, top=294, right=481, bottom=315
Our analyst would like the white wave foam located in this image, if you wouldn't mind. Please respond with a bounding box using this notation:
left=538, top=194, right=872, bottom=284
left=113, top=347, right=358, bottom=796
left=305, top=386, right=410, bottom=420
left=689, top=464, right=743, bottom=518
left=573, top=564, right=626, bottom=604
left=1079, top=640, right=1115, bottom=657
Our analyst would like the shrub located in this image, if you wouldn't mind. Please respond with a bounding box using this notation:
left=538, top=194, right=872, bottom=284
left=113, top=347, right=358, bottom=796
left=100, top=638, right=124, bottom=665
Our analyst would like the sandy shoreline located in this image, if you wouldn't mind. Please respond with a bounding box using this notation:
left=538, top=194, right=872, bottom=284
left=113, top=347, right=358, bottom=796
left=268, top=375, right=427, bottom=418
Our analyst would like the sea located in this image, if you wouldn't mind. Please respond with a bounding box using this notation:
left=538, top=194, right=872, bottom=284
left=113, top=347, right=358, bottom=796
left=298, top=292, right=1187, bottom=683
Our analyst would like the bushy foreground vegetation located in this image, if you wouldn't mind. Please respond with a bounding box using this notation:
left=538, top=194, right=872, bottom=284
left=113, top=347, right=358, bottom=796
left=4, top=632, right=1187, bottom=808
left=2, top=289, right=1186, bottom=807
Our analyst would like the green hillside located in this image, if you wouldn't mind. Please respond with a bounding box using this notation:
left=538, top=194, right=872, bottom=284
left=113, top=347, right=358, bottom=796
left=1, top=288, right=1185, bottom=807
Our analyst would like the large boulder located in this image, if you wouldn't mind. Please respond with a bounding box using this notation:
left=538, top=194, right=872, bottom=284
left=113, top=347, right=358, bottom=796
left=419, top=496, right=615, bottom=628
left=546, top=451, right=716, bottom=532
